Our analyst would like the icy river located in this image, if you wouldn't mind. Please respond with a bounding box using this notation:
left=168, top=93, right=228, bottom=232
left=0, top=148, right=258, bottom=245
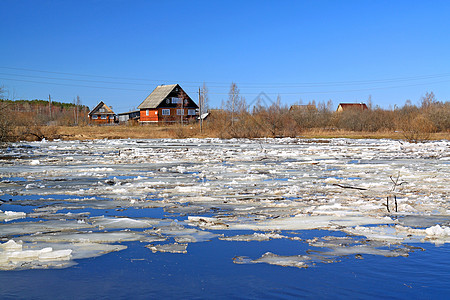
left=0, top=138, right=449, bottom=298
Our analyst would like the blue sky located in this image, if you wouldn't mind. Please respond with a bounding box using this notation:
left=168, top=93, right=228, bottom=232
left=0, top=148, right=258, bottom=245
left=1, top=0, right=450, bottom=112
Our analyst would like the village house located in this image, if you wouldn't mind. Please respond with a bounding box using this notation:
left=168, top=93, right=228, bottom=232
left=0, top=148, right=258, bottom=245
left=88, top=101, right=116, bottom=124
left=289, top=104, right=317, bottom=112
left=138, top=84, right=199, bottom=123
left=118, top=110, right=140, bottom=124
left=336, top=103, right=368, bottom=112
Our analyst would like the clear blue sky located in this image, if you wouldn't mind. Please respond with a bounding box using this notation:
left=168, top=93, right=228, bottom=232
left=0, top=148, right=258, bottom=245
left=1, top=0, right=450, bottom=112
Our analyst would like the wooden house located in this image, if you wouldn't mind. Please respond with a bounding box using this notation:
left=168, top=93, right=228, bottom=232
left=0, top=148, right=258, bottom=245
left=138, top=84, right=199, bottom=123
left=118, top=110, right=140, bottom=124
left=88, top=101, right=116, bottom=124
left=336, top=103, right=368, bottom=112
left=289, top=104, right=317, bottom=112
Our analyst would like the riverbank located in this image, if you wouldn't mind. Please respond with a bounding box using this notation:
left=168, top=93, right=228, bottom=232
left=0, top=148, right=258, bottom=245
left=54, top=125, right=449, bottom=141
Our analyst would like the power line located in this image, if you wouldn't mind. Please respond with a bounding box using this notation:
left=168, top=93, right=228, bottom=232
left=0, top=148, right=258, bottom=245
left=2, top=66, right=450, bottom=88
left=1, top=76, right=448, bottom=96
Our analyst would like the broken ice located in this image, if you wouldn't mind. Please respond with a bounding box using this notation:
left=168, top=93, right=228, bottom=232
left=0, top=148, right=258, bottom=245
left=0, top=138, right=449, bottom=270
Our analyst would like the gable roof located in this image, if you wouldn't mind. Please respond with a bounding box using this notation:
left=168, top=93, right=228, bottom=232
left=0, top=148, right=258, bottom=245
left=337, top=103, right=368, bottom=111
left=289, top=104, right=317, bottom=111
left=88, top=101, right=115, bottom=115
left=138, top=84, right=179, bottom=109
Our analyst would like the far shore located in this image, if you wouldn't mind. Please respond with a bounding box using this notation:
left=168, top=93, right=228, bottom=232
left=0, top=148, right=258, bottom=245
left=38, top=125, right=450, bottom=141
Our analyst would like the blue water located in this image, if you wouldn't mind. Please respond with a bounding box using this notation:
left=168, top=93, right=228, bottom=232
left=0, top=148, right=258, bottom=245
left=0, top=230, right=448, bottom=299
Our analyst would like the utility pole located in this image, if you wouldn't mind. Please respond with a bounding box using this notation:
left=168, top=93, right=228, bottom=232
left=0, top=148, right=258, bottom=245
left=48, top=94, right=52, bottom=119
left=198, top=87, right=202, bottom=133
left=181, top=96, right=184, bottom=125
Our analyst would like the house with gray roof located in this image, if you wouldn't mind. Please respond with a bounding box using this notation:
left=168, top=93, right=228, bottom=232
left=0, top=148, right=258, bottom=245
left=137, top=84, right=198, bottom=123
left=88, top=101, right=116, bottom=124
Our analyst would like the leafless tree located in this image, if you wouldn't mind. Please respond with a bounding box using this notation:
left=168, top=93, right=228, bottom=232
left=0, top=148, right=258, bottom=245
left=0, top=87, right=13, bottom=142
left=420, top=91, right=436, bottom=110
left=200, top=82, right=209, bottom=115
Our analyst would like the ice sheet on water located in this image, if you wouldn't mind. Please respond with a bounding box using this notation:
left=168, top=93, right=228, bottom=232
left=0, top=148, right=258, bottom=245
left=0, top=220, right=95, bottom=237
left=0, top=239, right=127, bottom=270
left=397, top=215, right=450, bottom=228
left=146, top=243, right=188, bottom=254
left=17, top=231, right=147, bottom=243
left=220, top=232, right=285, bottom=241
left=233, top=252, right=311, bottom=269
left=0, top=138, right=449, bottom=270
left=234, top=234, right=418, bottom=269
left=0, top=239, right=73, bottom=270
left=188, top=214, right=393, bottom=231
left=0, top=210, right=26, bottom=222
left=342, top=224, right=450, bottom=245
left=90, top=216, right=160, bottom=229
left=149, top=221, right=222, bottom=243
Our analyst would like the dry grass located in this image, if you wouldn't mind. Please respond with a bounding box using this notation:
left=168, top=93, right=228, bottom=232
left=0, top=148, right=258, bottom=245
left=54, top=125, right=450, bottom=141
left=57, top=124, right=207, bottom=140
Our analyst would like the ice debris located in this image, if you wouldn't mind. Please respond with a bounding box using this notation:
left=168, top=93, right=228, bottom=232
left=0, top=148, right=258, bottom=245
left=146, top=243, right=188, bottom=254
left=0, top=210, right=26, bottom=222
left=0, top=240, right=72, bottom=270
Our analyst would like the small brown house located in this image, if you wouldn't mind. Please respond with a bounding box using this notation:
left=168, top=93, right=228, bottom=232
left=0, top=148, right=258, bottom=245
left=336, top=103, right=368, bottom=112
left=138, top=84, right=198, bottom=123
left=88, top=101, right=116, bottom=124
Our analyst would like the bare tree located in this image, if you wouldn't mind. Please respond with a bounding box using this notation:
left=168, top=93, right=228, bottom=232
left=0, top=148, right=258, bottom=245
left=0, top=87, right=13, bottom=142
left=420, top=91, right=436, bottom=110
left=367, top=95, right=373, bottom=110
left=200, top=82, right=209, bottom=115
left=226, top=82, right=246, bottom=127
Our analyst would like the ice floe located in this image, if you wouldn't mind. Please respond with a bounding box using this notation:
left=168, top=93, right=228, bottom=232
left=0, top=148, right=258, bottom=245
left=0, top=138, right=448, bottom=270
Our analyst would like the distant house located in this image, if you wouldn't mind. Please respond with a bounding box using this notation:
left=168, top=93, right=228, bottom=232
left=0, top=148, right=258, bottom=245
left=138, top=84, right=199, bottom=123
left=336, top=103, right=368, bottom=112
left=88, top=101, right=116, bottom=124
left=289, top=104, right=317, bottom=112
left=118, top=110, right=140, bottom=124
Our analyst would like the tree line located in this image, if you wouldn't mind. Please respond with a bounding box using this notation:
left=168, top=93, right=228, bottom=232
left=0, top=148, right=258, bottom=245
left=0, top=88, right=89, bottom=142
left=1, top=85, right=449, bottom=143
left=205, top=84, right=449, bottom=142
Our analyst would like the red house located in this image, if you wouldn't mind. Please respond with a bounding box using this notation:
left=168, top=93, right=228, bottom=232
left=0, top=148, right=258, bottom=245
left=138, top=84, right=198, bottom=123
left=88, top=101, right=116, bottom=124
left=336, top=103, right=368, bottom=112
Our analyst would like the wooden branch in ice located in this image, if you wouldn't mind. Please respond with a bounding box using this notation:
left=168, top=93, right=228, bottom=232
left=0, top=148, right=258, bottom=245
left=332, top=184, right=368, bottom=191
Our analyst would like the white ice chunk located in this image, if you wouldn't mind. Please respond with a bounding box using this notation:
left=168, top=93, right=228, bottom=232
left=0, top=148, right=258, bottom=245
left=220, top=232, right=285, bottom=241
left=425, top=225, right=450, bottom=237
left=146, top=243, right=188, bottom=253
left=0, top=210, right=26, bottom=222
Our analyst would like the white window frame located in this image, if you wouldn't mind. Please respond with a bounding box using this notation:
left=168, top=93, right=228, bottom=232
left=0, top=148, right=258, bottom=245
left=171, top=97, right=181, bottom=104
left=162, top=109, right=170, bottom=116
left=177, top=109, right=184, bottom=115
left=188, top=109, right=196, bottom=116
left=146, top=109, right=149, bottom=116
left=92, top=115, right=98, bottom=119
left=101, top=115, right=107, bottom=119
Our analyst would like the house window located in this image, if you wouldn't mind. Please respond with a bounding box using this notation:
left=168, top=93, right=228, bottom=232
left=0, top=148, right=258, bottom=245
left=162, top=109, right=170, bottom=115
left=101, top=115, right=107, bottom=119
left=188, top=109, right=196, bottom=115
left=146, top=109, right=149, bottom=116
left=177, top=109, right=184, bottom=115
left=92, top=115, right=98, bottom=119
left=99, top=108, right=106, bottom=113
left=171, top=97, right=181, bottom=104
left=166, top=99, right=170, bottom=104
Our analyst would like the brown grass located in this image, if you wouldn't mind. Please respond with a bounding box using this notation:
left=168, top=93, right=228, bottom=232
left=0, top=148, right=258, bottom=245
left=54, top=125, right=450, bottom=141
